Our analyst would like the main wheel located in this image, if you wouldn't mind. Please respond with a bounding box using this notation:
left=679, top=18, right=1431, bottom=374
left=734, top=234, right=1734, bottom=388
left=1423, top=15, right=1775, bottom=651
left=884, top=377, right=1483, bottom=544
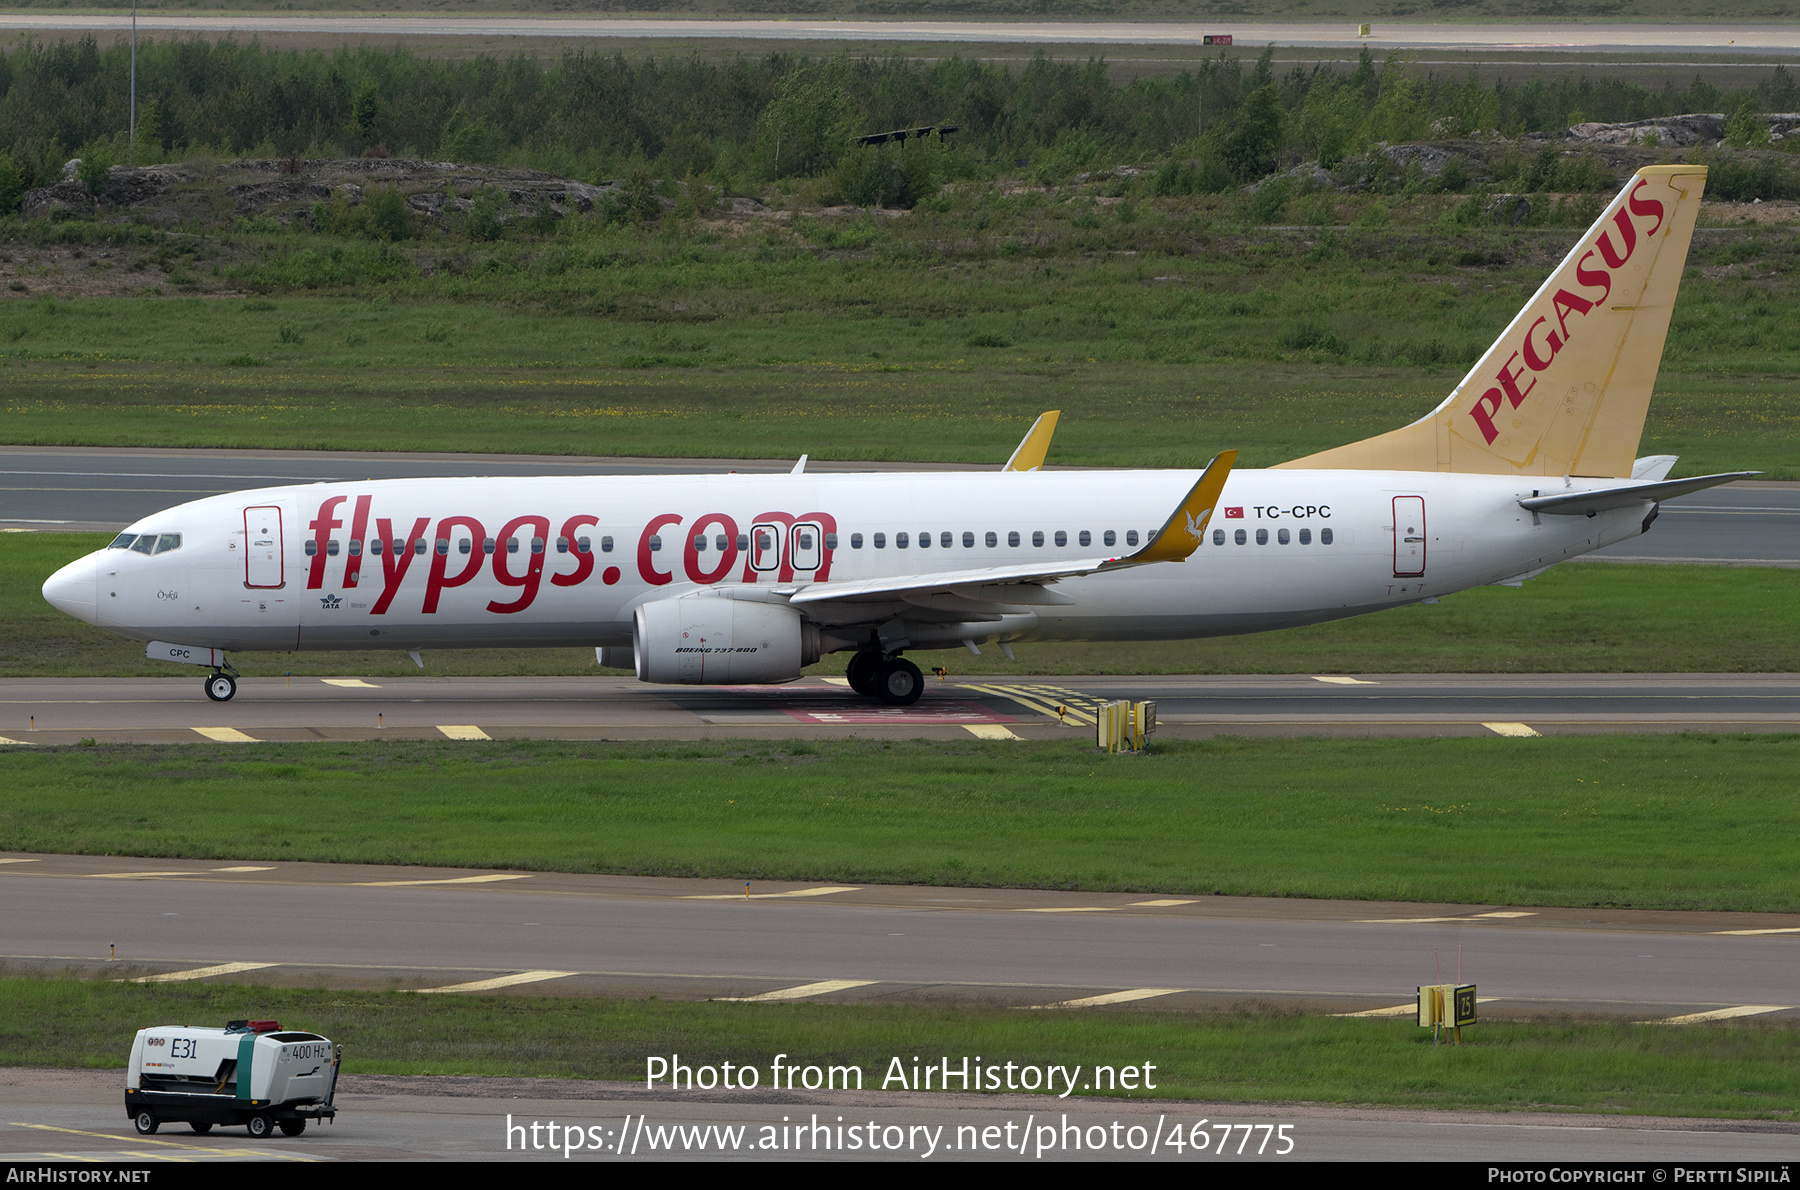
left=133, top=1109, right=159, bottom=1135
left=245, top=1113, right=273, bottom=1139
left=875, top=657, right=924, bottom=706
left=204, top=673, right=237, bottom=702
left=190, top=1122, right=213, bottom=1135
left=845, top=652, right=881, bottom=696
left=278, top=1119, right=306, bottom=1137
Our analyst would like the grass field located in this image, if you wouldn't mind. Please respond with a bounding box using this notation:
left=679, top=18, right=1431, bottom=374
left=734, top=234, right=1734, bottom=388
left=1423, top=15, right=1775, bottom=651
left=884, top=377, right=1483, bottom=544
left=4, top=195, right=1798, bottom=477
left=9, top=532, right=1798, bottom=677
left=5, top=977, right=1799, bottom=1118
left=2, top=735, right=1797, bottom=910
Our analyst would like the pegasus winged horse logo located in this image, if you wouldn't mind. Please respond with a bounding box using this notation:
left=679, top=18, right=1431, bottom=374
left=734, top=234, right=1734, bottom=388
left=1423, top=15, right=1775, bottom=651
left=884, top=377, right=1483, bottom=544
left=1182, top=508, right=1212, bottom=541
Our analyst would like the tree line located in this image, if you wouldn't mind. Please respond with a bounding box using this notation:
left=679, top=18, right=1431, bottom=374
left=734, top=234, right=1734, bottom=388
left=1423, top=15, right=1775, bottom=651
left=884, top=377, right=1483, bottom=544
left=1, top=35, right=1796, bottom=205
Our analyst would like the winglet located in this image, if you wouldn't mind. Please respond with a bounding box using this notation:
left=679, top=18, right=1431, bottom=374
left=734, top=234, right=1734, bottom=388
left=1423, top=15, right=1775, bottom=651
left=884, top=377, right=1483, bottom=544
left=1103, top=450, right=1237, bottom=569
left=1003, top=411, right=1061, bottom=472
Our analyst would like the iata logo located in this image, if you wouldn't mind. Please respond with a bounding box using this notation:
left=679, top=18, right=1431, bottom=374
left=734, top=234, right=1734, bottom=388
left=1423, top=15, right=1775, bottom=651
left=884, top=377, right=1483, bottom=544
left=319, top=593, right=342, bottom=609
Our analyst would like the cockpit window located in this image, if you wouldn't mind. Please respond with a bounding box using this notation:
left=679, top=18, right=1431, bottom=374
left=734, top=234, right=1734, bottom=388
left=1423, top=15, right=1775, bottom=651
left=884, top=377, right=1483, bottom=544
left=154, top=534, right=181, bottom=554
left=108, top=533, right=137, bottom=550
left=130, top=535, right=157, bottom=555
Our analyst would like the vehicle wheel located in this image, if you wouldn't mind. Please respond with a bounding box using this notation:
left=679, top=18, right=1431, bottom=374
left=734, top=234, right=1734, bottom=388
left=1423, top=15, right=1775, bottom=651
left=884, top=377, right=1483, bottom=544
left=204, top=673, right=236, bottom=702
left=246, top=1113, right=273, bottom=1139
left=845, top=652, right=881, bottom=696
left=278, top=1119, right=306, bottom=1137
left=133, top=1110, right=159, bottom=1135
left=190, top=1122, right=213, bottom=1135
left=875, top=657, right=924, bottom=706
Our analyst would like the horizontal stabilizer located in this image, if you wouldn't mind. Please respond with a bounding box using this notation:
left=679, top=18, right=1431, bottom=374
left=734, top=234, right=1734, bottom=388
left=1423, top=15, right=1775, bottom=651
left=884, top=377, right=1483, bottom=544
left=1518, top=471, right=1758, bottom=516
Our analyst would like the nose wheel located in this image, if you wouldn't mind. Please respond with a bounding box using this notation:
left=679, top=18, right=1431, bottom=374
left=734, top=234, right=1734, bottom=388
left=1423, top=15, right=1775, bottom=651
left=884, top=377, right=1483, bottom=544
left=204, top=672, right=237, bottom=702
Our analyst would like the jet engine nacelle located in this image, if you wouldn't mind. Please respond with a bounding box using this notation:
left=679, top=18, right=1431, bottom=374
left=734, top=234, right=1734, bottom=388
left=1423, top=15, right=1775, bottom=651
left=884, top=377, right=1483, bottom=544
left=633, top=595, right=819, bottom=685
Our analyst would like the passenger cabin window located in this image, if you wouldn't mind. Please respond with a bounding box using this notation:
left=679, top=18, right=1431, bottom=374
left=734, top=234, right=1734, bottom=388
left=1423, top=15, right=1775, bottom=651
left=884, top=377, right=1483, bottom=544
left=940, top=531, right=952, bottom=549
left=600, top=536, right=614, bottom=553
left=715, top=534, right=729, bottom=552
left=985, top=531, right=997, bottom=548
left=303, top=540, right=317, bottom=556
left=1078, top=530, right=1091, bottom=547
left=531, top=537, right=545, bottom=555
left=1032, top=531, right=1044, bottom=547
left=415, top=539, right=427, bottom=556
left=1235, top=529, right=1246, bottom=545
left=918, top=531, right=930, bottom=549
left=1008, top=531, right=1020, bottom=547
left=1104, top=530, right=1116, bottom=547
left=1321, top=528, right=1334, bottom=545
left=371, top=539, right=385, bottom=556
left=693, top=534, right=707, bottom=552
left=1278, top=529, right=1290, bottom=545
left=963, top=532, right=975, bottom=548
left=896, top=532, right=909, bottom=548
left=1054, top=531, right=1067, bottom=547
left=873, top=533, right=886, bottom=549
left=1126, top=530, right=1139, bottom=547
left=1300, top=528, right=1311, bottom=544
left=556, top=536, right=569, bottom=554
left=458, top=538, right=473, bottom=555
left=1256, top=529, right=1268, bottom=545
left=326, top=539, right=340, bottom=556
left=1213, top=529, right=1225, bottom=545
left=507, top=538, right=521, bottom=554
left=648, top=535, right=662, bottom=552
left=348, top=539, right=361, bottom=556
left=851, top=533, right=864, bottom=549
left=484, top=538, right=498, bottom=555
left=577, top=536, right=591, bottom=554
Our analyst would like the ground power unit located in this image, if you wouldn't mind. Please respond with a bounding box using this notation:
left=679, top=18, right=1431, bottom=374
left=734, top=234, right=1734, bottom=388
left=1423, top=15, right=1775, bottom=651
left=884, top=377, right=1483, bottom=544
left=126, top=1019, right=342, bottom=1137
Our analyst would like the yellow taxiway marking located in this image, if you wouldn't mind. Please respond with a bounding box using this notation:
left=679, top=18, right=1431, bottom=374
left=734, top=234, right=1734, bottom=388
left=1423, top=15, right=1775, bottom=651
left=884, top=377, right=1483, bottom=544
left=958, top=683, right=1101, bottom=727
left=193, top=727, right=257, bottom=742
left=415, top=969, right=578, bottom=994
left=964, top=724, right=1020, bottom=740
left=1022, top=988, right=1184, bottom=1010
left=720, top=979, right=876, bottom=1003
left=682, top=885, right=861, bottom=901
left=130, top=961, right=279, bottom=984
left=1356, top=911, right=1537, bottom=923
left=353, top=873, right=532, bottom=886
left=1335, top=997, right=1500, bottom=1019
left=0, top=737, right=33, bottom=745
left=11, top=1123, right=316, bottom=1161
left=1482, top=721, right=1542, bottom=737
left=321, top=678, right=379, bottom=688
left=1646, top=1005, right=1791, bottom=1025
left=436, top=725, right=491, bottom=740
left=1713, top=927, right=1800, bottom=936
left=211, top=866, right=276, bottom=872
left=1131, top=899, right=1201, bottom=907
left=1313, top=676, right=1377, bottom=685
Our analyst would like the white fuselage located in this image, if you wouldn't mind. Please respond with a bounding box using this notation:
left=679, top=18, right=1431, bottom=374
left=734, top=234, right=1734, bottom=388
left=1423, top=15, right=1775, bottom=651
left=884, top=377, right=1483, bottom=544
left=44, top=468, right=1653, bottom=656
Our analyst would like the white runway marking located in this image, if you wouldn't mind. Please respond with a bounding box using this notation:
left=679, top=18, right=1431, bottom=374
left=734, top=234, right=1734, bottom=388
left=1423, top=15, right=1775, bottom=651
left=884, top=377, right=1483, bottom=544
left=414, top=970, right=577, bottom=994
left=436, top=725, right=491, bottom=740
left=354, top=873, right=532, bottom=886
left=1022, top=988, right=1184, bottom=1009
left=1482, top=722, right=1542, bottom=737
left=321, top=678, right=380, bottom=688
left=1357, top=911, right=1536, bottom=923
left=1713, top=927, right=1800, bottom=935
left=1646, top=1005, right=1791, bottom=1024
left=129, top=961, right=278, bottom=984
left=681, top=886, right=861, bottom=900
left=720, top=979, right=877, bottom=1003
left=0, top=737, right=33, bottom=745
left=192, top=726, right=256, bottom=742
left=964, top=724, right=1020, bottom=739
left=1313, top=675, right=1377, bottom=685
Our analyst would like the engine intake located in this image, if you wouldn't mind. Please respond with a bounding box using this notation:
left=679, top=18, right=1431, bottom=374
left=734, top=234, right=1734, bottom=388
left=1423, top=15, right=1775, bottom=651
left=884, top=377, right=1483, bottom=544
left=633, top=596, right=819, bottom=685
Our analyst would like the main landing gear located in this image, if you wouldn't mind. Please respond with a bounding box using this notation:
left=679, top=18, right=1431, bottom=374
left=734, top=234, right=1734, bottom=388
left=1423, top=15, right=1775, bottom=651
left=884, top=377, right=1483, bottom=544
left=844, top=652, right=923, bottom=706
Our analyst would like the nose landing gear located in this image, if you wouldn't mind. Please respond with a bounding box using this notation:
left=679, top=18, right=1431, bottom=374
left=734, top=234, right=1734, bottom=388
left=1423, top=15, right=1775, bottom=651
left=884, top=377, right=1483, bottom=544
left=203, top=663, right=240, bottom=702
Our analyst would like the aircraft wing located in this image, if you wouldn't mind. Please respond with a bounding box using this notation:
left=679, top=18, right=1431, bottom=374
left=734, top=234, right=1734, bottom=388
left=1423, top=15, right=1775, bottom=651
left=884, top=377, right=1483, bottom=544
left=790, top=451, right=1236, bottom=608
left=1518, top=471, right=1759, bottom=516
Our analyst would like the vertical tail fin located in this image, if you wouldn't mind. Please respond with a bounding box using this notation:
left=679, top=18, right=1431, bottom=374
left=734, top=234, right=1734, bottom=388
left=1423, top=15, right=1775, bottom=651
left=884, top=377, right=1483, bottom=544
left=1276, top=165, right=1707, bottom=478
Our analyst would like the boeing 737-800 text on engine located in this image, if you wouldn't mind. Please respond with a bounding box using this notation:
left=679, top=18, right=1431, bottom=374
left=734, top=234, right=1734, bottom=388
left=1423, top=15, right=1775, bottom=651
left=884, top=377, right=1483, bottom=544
left=43, top=166, right=1752, bottom=705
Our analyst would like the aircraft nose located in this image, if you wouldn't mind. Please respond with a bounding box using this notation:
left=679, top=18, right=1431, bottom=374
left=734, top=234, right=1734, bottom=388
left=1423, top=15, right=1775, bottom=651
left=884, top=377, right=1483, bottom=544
left=42, top=552, right=100, bottom=625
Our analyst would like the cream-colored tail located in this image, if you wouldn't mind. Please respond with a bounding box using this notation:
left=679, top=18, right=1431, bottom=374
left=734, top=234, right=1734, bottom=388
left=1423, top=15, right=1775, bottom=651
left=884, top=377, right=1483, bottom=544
left=1277, top=165, right=1706, bottom=478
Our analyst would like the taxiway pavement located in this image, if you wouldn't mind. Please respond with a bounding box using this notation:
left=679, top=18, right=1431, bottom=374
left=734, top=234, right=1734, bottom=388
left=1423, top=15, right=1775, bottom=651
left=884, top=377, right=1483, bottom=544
left=0, top=673, right=1794, bottom=745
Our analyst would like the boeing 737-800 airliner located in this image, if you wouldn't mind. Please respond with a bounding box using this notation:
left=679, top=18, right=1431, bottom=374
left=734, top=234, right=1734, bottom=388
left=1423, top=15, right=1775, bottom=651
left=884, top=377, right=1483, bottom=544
left=43, top=165, right=1751, bottom=705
